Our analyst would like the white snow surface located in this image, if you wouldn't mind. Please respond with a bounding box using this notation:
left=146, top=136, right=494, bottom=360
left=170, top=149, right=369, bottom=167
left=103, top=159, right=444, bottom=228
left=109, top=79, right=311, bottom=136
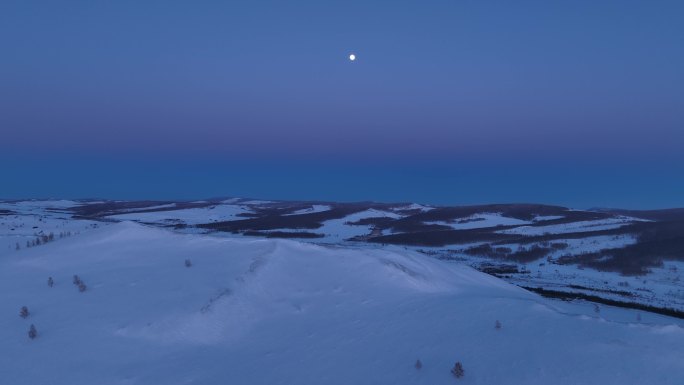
left=106, top=205, right=253, bottom=225
left=0, top=201, right=104, bottom=256
left=425, top=213, right=530, bottom=230
left=394, top=203, right=434, bottom=212
left=314, top=209, right=403, bottom=242
left=497, top=217, right=639, bottom=236
left=2, top=200, right=81, bottom=209
left=532, top=215, right=564, bottom=222
left=115, top=203, right=178, bottom=213
left=1, top=221, right=683, bottom=385
left=284, top=205, right=332, bottom=216
left=247, top=208, right=404, bottom=242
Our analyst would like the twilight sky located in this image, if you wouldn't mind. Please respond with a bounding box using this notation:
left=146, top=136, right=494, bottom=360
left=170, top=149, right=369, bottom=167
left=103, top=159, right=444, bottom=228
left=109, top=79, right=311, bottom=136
left=1, top=0, right=683, bottom=208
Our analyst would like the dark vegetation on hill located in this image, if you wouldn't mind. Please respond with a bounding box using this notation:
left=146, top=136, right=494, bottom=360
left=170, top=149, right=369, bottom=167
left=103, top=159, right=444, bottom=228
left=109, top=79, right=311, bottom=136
left=197, top=203, right=398, bottom=232
left=68, top=200, right=684, bottom=276
left=69, top=200, right=217, bottom=218
left=555, top=219, right=684, bottom=275
left=242, top=231, right=325, bottom=239
left=524, top=287, right=684, bottom=319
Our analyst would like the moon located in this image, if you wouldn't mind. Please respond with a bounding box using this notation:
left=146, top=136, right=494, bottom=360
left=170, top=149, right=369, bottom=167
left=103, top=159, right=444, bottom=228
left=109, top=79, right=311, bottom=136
left=349, top=54, right=356, bottom=61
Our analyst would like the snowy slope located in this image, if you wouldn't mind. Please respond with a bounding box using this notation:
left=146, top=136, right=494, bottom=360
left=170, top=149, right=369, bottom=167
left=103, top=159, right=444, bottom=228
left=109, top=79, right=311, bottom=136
left=259, top=209, right=405, bottom=242
left=106, top=204, right=253, bottom=225
left=0, top=200, right=104, bottom=256
left=394, top=203, right=435, bottom=212
left=496, top=217, right=640, bottom=235
left=283, top=204, right=332, bottom=216
left=1, top=222, right=682, bottom=385
left=314, top=208, right=403, bottom=242
left=425, top=213, right=531, bottom=230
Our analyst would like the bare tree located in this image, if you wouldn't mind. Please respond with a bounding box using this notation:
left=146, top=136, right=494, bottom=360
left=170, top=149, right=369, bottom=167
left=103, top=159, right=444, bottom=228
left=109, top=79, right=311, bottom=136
left=415, top=359, right=422, bottom=370
left=47, top=277, right=54, bottom=287
left=28, top=324, right=37, bottom=339
left=19, top=306, right=30, bottom=319
left=451, top=362, right=464, bottom=379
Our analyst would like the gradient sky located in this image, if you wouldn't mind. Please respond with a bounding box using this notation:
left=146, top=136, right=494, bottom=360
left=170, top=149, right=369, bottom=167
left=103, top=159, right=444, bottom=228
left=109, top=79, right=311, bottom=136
left=1, top=0, right=683, bottom=208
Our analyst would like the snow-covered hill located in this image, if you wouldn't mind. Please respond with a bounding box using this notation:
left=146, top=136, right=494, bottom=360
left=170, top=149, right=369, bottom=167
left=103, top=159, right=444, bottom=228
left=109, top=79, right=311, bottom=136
left=1, top=221, right=683, bottom=384
left=3, top=199, right=684, bottom=314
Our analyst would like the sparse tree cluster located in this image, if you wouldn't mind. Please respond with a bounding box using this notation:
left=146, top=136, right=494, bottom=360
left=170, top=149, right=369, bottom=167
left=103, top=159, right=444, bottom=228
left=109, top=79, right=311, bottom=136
left=451, top=361, right=465, bottom=379
left=20, top=231, right=73, bottom=250
left=18, top=305, right=37, bottom=340
left=73, top=275, right=86, bottom=292
left=28, top=324, right=37, bottom=339
left=412, top=359, right=465, bottom=379
left=25, top=233, right=56, bottom=248
left=18, top=272, right=91, bottom=340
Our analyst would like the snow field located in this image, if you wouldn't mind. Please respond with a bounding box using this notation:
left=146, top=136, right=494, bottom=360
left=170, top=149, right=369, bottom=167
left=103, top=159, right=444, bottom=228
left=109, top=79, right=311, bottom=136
left=1, top=222, right=682, bottom=384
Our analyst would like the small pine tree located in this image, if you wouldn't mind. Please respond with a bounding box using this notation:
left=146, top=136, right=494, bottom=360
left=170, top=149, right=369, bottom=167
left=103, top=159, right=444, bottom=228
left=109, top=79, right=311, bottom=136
left=185, top=259, right=192, bottom=268
left=451, top=361, right=464, bottom=379
left=47, top=277, right=54, bottom=287
left=20, top=306, right=30, bottom=319
left=73, top=275, right=81, bottom=285
left=78, top=282, right=87, bottom=292
left=15, top=243, right=20, bottom=250
left=415, top=359, right=422, bottom=370
left=636, top=312, right=642, bottom=322
left=593, top=304, right=600, bottom=314
left=28, top=324, right=37, bottom=339
left=495, top=320, right=502, bottom=329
